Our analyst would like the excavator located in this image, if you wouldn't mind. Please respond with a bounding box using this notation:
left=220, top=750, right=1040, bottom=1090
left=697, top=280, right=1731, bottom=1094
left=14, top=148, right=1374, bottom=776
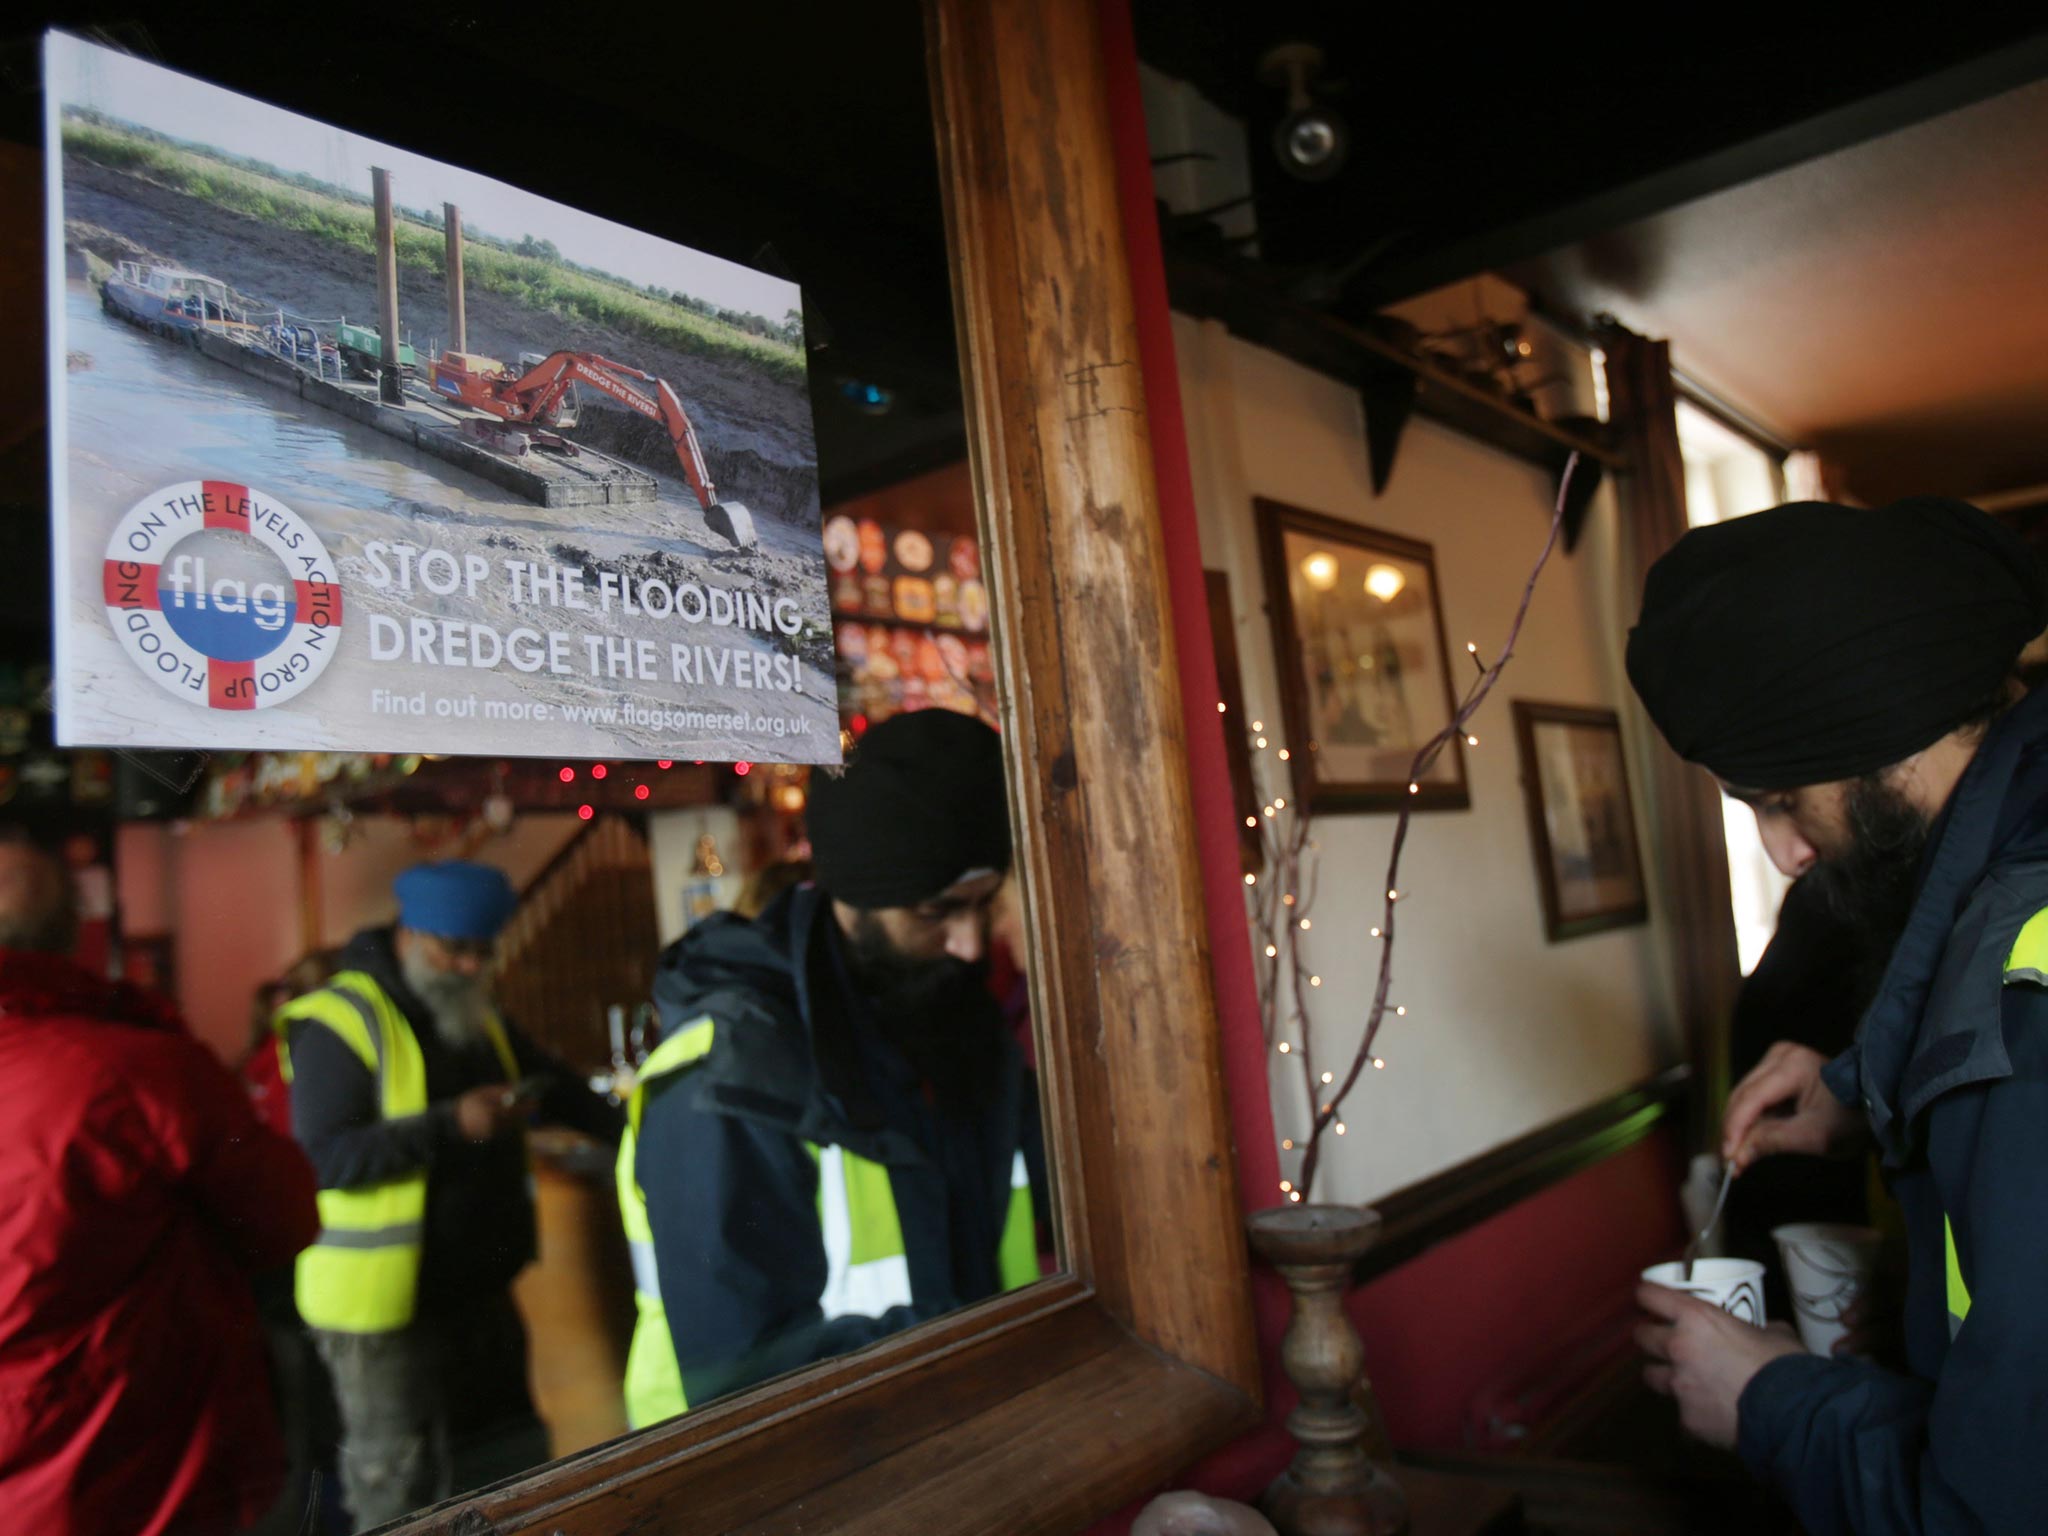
left=428, top=349, right=755, bottom=548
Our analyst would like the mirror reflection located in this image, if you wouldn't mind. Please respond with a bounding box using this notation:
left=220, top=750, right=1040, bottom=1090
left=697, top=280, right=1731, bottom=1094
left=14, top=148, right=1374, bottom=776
left=4, top=5, right=1050, bottom=1534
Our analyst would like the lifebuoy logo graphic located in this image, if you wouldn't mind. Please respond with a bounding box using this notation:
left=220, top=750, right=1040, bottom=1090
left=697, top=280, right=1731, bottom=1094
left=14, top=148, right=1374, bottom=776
left=101, top=480, right=343, bottom=710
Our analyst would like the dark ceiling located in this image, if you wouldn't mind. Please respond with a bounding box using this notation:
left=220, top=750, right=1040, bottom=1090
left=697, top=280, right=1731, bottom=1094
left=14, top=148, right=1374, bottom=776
left=1133, top=3, right=2048, bottom=318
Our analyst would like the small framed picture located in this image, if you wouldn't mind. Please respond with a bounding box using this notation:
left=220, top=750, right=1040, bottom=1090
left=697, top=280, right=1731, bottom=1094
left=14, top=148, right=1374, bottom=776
left=1255, top=499, right=1469, bottom=813
left=1511, top=702, right=1649, bottom=941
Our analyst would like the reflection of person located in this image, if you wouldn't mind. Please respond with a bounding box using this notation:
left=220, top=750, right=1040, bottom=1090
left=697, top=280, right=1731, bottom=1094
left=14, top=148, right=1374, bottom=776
left=0, top=831, right=320, bottom=1534
left=280, top=862, right=621, bottom=1530
left=245, top=949, right=343, bottom=1137
left=619, top=711, right=1045, bottom=1426
left=1626, top=497, right=2048, bottom=1532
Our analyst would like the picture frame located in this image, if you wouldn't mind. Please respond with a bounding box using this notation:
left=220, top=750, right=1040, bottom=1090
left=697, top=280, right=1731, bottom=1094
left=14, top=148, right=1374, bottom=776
left=1511, top=701, right=1650, bottom=941
left=1255, top=499, right=1469, bottom=813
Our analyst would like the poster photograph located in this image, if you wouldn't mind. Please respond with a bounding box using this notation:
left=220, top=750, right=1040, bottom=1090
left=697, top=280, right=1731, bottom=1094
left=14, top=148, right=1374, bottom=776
left=44, top=33, right=838, bottom=765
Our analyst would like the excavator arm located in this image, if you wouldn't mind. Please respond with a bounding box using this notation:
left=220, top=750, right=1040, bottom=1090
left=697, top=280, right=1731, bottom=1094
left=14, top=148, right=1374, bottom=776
left=497, top=352, right=725, bottom=513
left=433, top=348, right=756, bottom=547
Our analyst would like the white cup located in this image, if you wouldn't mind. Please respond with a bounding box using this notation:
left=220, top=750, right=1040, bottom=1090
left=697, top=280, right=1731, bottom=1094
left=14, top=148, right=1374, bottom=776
left=1642, top=1258, right=1767, bottom=1326
left=1772, top=1223, right=1881, bottom=1357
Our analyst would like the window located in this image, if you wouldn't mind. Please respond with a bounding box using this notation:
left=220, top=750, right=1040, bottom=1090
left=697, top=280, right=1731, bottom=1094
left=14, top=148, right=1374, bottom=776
left=1675, top=397, right=1789, bottom=973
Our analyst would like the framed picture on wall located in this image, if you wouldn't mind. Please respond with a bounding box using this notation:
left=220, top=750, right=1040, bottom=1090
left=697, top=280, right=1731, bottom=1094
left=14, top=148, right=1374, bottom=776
left=1255, top=498, right=1469, bottom=813
left=1511, top=702, right=1650, bottom=941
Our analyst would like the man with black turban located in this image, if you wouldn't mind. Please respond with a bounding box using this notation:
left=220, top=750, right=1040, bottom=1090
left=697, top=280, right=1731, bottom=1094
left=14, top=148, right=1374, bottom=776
left=615, top=710, right=1045, bottom=1426
left=1627, top=496, right=2048, bottom=1534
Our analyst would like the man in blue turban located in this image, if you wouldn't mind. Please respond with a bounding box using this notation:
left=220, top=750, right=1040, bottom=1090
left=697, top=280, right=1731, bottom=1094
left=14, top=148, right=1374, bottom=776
left=279, top=860, right=618, bottom=1531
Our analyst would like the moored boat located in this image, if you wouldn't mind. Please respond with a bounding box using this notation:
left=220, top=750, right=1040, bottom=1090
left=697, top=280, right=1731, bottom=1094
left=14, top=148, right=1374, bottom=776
left=100, top=260, right=256, bottom=339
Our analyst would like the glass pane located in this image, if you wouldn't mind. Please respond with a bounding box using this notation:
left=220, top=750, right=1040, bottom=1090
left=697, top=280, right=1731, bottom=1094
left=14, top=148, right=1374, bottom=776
left=30, top=11, right=1051, bottom=1532
left=1280, top=525, right=1457, bottom=787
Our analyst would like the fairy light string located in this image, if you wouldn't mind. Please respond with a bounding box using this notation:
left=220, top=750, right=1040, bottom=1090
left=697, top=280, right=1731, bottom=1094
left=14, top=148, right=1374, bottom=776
left=1243, top=454, right=1580, bottom=1201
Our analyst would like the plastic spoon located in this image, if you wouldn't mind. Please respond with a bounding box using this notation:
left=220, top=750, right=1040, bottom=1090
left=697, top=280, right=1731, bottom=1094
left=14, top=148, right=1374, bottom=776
left=1684, top=1163, right=1735, bottom=1281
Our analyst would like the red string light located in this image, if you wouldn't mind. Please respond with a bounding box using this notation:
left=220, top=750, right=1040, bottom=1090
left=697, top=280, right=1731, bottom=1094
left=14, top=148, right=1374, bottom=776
left=591, top=764, right=608, bottom=780
left=634, top=785, right=650, bottom=801
left=576, top=804, right=594, bottom=821
left=734, top=762, right=752, bottom=777
left=558, top=766, right=575, bottom=783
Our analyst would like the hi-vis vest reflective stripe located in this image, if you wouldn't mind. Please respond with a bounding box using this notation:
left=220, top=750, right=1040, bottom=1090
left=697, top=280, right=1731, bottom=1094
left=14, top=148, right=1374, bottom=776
left=1942, top=905, right=2048, bottom=1339
left=616, top=1015, right=1040, bottom=1430
left=277, top=972, right=518, bottom=1335
left=1945, top=1216, right=1971, bottom=1340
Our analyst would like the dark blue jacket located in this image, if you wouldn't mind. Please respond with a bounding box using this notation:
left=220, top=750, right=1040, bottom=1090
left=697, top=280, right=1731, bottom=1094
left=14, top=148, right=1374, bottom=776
left=1737, top=687, right=2048, bottom=1534
left=636, top=884, right=1045, bottom=1408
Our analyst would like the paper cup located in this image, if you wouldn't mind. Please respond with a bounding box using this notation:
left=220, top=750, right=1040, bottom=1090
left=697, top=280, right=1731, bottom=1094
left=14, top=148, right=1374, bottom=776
left=1642, top=1258, right=1766, bottom=1326
left=1773, top=1223, right=1881, bottom=1357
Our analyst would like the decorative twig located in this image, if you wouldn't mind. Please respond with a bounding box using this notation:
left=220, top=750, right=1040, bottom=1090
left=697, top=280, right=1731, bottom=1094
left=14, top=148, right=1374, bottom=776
left=1291, top=452, right=1581, bottom=1199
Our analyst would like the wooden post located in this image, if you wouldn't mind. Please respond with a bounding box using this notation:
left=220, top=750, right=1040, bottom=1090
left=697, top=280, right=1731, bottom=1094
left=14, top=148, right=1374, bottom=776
left=444, top=202, right=466, bottom=355
left=371, top=167, right=403, bottom=404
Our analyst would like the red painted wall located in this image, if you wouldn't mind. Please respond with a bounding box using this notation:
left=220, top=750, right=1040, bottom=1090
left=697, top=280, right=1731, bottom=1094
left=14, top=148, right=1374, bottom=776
left=1090, top=2, right=1687, bottom=1526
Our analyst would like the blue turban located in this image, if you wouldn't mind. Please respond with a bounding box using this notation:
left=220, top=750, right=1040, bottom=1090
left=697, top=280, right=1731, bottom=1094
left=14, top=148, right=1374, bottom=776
left=394, top=861, right=517, bottom=941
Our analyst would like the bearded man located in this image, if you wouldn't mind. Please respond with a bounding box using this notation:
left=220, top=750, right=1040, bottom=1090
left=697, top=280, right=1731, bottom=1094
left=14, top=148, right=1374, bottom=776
left=1627, top=497, right=2048, bottom=1534
left=617, top=710, right=1046, bottom=1427
left=281, top=860, right=618, bottom=1531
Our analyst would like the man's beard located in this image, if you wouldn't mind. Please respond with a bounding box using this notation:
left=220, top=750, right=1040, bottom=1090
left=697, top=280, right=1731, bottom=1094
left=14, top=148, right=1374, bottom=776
left=399, top=948, right=495, bottom=1050
left=841, top=911, right=990, bottom=1095
left=1805, top=772, right=1934, bottom=993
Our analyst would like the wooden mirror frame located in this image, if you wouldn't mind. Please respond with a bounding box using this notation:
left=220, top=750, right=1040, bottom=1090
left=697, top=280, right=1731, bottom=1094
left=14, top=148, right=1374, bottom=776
left=390, top=3, right=1261, bottom=1531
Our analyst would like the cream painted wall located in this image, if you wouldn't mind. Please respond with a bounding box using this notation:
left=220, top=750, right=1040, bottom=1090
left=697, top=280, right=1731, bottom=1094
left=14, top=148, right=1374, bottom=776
left=1175, top=314, right=1680, bottom=1203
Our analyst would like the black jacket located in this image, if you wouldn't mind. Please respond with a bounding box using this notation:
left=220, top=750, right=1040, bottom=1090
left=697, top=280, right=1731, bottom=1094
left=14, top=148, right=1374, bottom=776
left=283, top=927, right=620, bottom=1313
left=1737, top=687, right=2048, bottom=1533
left=636, top=884, right=1045, bottom=1409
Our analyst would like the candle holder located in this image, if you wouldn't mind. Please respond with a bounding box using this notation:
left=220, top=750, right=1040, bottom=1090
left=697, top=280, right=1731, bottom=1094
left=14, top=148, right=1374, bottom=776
left=1247, top=1204, right=1409, bottom=1536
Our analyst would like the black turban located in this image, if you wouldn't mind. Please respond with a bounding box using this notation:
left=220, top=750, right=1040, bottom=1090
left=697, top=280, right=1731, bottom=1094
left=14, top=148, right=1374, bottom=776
left=1626, top=497, right=2048, bottom=790
left=808, top=709, right=1012, bottom=908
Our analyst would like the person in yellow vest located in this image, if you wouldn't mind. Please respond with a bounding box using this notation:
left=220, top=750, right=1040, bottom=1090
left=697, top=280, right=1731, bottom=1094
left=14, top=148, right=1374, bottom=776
left=619, top=710, right=1045, bottom=1428
left=280, top=861, right=619, bottom=1531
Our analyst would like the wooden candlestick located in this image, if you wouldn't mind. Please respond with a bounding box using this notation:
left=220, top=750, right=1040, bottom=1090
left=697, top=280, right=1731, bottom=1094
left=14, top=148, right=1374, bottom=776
left=1247, top=1204, right=1410, bottom=1536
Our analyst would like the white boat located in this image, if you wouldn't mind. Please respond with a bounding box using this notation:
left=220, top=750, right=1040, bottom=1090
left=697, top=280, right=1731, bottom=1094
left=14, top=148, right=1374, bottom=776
left=100, top=260, right=255, bottom=338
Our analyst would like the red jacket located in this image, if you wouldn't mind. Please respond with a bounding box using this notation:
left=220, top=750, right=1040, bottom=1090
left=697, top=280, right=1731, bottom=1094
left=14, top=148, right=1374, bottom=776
left=0, top=951, right=320, bottom=1536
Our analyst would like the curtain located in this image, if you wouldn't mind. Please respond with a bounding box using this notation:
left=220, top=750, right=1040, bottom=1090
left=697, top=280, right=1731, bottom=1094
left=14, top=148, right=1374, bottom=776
left=1598, top=322, right=1745, bottom=1139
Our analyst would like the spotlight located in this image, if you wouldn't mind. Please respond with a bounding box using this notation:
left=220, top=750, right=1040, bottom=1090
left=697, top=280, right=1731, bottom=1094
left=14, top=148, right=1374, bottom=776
left=1259, top=43, right=1349, bottom=184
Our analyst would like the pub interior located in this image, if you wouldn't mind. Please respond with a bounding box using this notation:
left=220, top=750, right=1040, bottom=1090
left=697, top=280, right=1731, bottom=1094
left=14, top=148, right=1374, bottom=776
left=3, top=5, right=2047, bottom=1535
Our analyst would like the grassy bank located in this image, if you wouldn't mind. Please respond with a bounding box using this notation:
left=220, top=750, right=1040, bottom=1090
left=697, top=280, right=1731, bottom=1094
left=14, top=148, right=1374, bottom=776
left=63, top=120, right=805, bottom=384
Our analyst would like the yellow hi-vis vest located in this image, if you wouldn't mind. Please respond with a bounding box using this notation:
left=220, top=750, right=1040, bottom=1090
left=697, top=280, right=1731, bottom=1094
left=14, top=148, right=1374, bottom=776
left=278, top=971, right=518, bottom=1334
left=1940, top=902, right=2048, bottom=1340
left=616, top=1015, right=1041, bottom=1429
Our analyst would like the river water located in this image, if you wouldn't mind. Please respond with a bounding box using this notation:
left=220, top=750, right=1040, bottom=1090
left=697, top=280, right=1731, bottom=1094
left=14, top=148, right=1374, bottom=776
left=58, top=281, right=839, bottom=763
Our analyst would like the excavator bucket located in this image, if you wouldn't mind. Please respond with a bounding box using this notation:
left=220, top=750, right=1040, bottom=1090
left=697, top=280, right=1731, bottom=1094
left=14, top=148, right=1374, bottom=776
left=706, top=500, right=757, bottom=550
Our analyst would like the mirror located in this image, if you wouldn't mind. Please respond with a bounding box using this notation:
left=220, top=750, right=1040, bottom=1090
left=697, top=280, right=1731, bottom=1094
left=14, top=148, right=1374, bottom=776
left=23, top=7, right=1056, bottom=1532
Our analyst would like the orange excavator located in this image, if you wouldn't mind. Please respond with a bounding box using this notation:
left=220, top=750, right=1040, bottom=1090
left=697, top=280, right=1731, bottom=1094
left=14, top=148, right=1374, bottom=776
left=429, top=349, right=756, bottom=548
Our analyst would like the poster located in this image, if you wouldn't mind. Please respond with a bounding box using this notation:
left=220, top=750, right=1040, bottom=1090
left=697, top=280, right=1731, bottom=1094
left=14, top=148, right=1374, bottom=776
left=45, top=33, right=839, bottom=765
